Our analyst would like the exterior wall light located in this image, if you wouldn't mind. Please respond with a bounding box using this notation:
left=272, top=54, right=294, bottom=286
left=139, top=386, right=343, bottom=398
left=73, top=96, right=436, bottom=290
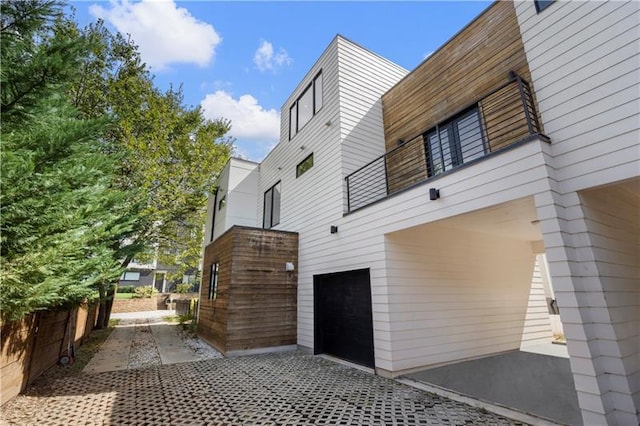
left=330, top=225, right=338, bottom=234
left=285, top=262, right=295, bottom=271
left=429, top=188, right=440, bottom=200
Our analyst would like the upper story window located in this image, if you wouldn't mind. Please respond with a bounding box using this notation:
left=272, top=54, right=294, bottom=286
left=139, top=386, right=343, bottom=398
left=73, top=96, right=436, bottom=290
left=208, top=262, right=219, bottom=300
left=534, top=0, right=555, bottom=13
left=424, top=107, right=485, bottom=177
left=296, top=153, right=314, bottom=178
left=289, top=71, right=323, bottom=139
left=263, top=181, right=281, bottom=229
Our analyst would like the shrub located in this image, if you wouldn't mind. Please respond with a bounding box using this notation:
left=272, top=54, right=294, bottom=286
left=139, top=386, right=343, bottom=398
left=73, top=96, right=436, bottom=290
left=175, top=283, right=192, bottom=294
left=117, top=285, right=135, bottom=294
left=133, top=285, right=158, bottom=298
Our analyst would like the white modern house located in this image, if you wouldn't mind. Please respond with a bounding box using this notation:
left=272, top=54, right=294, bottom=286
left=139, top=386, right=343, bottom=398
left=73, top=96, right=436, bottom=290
left=199, top=1, right=639, bottom=424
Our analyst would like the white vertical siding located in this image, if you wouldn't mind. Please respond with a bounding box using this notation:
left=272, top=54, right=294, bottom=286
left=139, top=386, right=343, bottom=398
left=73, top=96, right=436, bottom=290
left=514, top=0, right=640, bottom=193
left=258, top=36, right=408, bottom=351
left=579, top=183, right=640, bottom=424
left=520, top=255, right=554, bottom=348
left=336, top=37, right=408, bottom=177
left=384, top=225, right=536, bottom=372
left=203, top=162, right=230, bottom=246
left=337, top=37, right=408, bottom=212
left=535, top=180, right=640, bottom=425
left=203, top=158, right=260, bottom=246
left=259, top=38, right=343, bottom=349
left=517, top=1, right=639, bottom=422
left=224, top=159, right=259, bottom=234
left=302, top=140, right=550, bottom=372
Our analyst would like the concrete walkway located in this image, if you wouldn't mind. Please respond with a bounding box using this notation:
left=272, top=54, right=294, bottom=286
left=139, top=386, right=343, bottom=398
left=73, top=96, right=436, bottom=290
left=149, top=323, right=201, bottom=365
left=83, top=310, right=201, bottom=374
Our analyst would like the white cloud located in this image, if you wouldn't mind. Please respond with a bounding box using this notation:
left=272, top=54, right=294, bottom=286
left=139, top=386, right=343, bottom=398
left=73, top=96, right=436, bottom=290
left=253, top=40, right=292, bottom=72
left=90, top=0, right=221, bottom=70
left=200, top=90, right=280, bottom=141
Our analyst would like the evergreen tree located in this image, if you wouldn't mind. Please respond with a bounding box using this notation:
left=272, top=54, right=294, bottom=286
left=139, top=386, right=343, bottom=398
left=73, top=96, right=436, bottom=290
left=1, top=1, right=232, bottom=323
left=0, top=0, right=142, bottom=320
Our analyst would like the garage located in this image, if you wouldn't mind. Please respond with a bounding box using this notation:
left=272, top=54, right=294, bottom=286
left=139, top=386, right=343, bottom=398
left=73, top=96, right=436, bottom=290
left=313, top=268, right=374, bottom=368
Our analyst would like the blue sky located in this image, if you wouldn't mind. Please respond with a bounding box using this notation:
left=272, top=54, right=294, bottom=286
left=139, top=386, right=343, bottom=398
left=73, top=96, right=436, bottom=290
left=72, top=1, right=492, bottom=161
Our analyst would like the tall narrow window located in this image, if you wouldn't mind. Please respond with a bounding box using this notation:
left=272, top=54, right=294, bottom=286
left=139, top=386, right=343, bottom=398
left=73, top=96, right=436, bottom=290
left=296, top=153, right=314, bottom=178
left=263, top=181, right=281, bottom=229
left=314, top=73, right=323, bottom=112
left=289, top=70, right=323, bottom=139
left=289, top=105, right=297, bottom=140
left=297, top=85, right=313, bottom=130
left=208, top=263, right=219, bottom=300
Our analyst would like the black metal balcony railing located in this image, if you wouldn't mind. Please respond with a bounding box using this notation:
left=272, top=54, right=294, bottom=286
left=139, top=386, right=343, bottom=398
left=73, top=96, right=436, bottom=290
left=345, top=74, right=543, bottom=213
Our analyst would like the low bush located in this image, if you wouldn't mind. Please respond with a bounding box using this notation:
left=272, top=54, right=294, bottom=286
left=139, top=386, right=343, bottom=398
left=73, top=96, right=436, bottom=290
left=132, top=285, right=158, bottom=298
left=117, top=285, right=135, bottom=294
left=175, top=283, right=192, bottom=294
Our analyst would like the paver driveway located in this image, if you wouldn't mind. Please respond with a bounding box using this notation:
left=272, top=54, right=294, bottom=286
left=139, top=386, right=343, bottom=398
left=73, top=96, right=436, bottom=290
left=1, top=351, right=526, bottom=425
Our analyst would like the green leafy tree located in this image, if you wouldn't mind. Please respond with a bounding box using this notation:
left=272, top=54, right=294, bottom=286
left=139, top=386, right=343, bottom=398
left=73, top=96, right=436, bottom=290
left=62, top=18, right=232, bottom=295
left=1, top=1, right=232, bottom=325
left=0, top=0, right=142, bottom=320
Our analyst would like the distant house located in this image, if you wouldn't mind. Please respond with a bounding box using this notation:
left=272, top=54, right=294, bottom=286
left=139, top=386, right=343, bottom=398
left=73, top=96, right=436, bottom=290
left=118, top=258, right=197, bottom=293
left=198, top=1, right=639, bottom=424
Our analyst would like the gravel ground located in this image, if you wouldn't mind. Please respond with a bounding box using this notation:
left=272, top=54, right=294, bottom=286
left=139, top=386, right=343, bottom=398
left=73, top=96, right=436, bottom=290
left=116, top=314, right=222, bottom=368
left=128, top=320, right=162, bottom=369
left=176, top=326, right=223, bottom=360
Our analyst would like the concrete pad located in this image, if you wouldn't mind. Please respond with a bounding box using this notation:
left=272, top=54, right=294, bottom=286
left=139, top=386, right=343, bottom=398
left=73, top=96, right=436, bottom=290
left=404, top=350, right=581, bottom=425
left=521, top=342, right=568, bottom=358
left=149, top=323, right=201, bottom=365
left=83, top=325, right=134, bottom=374
left=110, top=310, right=175, bottom=321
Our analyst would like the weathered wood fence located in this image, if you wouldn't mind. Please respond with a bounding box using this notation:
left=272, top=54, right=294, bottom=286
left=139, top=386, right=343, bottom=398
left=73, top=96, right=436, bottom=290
left=1, top=302, right=98, bottom=405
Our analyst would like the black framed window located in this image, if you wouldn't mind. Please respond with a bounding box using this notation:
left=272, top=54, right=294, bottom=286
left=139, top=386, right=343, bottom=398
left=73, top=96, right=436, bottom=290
left=534, top=0, right=555, bottom=13
left=121, top=271, right=140, bottom=281
left=425, top=107, right=486, bottom=177
left=289, top=71, right=323, bottom=139
left=314, top=73, right=323, bottom=112
left=296, top=153, right=314, bottom=178
left=263, top=181, right=281, bottom=229
left=208, top=262, right=219, bottom=300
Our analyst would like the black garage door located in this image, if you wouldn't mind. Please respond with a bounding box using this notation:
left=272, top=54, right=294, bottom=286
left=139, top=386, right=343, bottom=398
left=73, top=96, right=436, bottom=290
left=314, top=268, right=374, bottom=368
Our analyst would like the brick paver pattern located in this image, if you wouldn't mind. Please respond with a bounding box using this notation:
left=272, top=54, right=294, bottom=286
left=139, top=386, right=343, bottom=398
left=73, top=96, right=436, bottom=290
left=1, top=352, right=526, bottom=425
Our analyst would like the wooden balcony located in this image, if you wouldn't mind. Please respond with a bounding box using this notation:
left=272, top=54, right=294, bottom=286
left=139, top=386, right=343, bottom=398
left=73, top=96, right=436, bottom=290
left=345, top=75, right=547, bottom=213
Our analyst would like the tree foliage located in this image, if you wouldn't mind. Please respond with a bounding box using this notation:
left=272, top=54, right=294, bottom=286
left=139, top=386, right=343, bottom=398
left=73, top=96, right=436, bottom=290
left=64, top=16, right=233, bottom=281
left=1, top=1, right=232, bottom=321
left=1, top=0, right=142, bottom=320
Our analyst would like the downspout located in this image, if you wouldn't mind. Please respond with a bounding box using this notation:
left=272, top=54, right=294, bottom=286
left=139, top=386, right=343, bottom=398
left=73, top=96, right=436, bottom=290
left=197, top=187, right=218, bottom=323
